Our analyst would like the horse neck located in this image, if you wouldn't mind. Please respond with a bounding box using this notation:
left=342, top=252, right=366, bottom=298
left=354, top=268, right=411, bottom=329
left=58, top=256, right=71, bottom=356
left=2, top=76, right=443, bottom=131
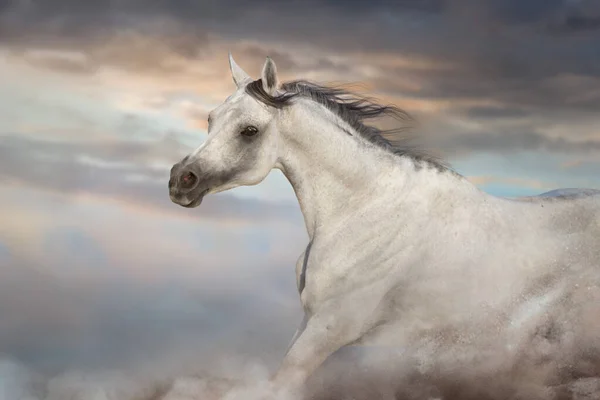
left=275, top=101, right=436, bottom=239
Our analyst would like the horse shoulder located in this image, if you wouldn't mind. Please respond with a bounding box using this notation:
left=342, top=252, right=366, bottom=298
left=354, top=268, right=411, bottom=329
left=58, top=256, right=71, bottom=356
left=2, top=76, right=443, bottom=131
left=298, top=221, right=417, bottom=316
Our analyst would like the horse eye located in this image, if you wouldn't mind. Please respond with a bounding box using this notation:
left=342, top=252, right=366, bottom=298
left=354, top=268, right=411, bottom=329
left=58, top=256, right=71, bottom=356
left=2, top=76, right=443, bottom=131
left=241, top=126, right=259, bottom=137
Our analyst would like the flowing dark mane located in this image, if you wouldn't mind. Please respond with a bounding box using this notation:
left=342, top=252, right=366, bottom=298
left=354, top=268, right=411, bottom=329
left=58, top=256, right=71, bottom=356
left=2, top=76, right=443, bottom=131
left=245, top=79, right=449, bottom=171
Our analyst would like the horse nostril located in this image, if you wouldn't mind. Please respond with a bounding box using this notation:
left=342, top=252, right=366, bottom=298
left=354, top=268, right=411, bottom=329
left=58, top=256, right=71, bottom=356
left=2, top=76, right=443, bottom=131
left=180, top=171, right=198, bottom=189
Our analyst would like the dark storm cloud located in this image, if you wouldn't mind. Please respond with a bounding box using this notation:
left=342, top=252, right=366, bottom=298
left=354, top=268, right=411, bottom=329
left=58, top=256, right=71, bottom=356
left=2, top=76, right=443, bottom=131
left=0, top=0, right=10, bottom=13
left=0, top=134, right=301, bottom=223
left=488, top=0, right=565, bottom=24
left=2, top=0, right=600, bottom=113
left=2, top=1, right=600, bottom=151
left=555, top=14, right=600, bottom=33
left=1, top=0, right=597, bottom=60
left=546, top=0, right=600, bottom=34
left=465, top=106, right=530, bottom=120
left=1, top=0, right=445, bottom=23
left=441, top=130, right=600, bottom=156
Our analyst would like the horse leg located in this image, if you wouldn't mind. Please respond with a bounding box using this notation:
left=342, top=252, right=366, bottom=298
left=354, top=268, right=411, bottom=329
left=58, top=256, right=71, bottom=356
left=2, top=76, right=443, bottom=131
left=284, top=314, right=308, bottom=355
left=271, top=304, right=366, bottom=392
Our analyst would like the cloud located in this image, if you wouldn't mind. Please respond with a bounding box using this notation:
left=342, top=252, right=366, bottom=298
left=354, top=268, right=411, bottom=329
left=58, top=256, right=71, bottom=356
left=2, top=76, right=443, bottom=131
left=0, top=2, right=599, bottom=399
left=560, top=158, right=600, bottom=175
left=7, top=25, right=211, bottom=77
left=464, top=106, right=531, bottom=120
left=3, top=0, right=600, bottom=149
left=0, top=358, right=46, bottom=400
left=0, top=187, right=305, bottom=374
left=0, top=134, right=302, bottom=224
left=546, top=0, right=600, bottom=34
left=2, top=0, right=599, bottom=82
left=18, top=49, right=96, bottom=75
left=442, top=130, right=600, bottom=155
left=0, top=128, right=306, bottom=374
left=0, top=126, right=308, bottom=378
left=3, top=290, right=600, bottom=400
left=551, top=14, right=600, bottom=33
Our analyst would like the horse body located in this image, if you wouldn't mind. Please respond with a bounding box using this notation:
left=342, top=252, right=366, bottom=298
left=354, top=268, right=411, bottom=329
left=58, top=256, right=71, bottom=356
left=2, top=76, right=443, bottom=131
left=346, top=192, right=600, bottom=346
left=169, top=54, right=600, bottom=396
left=291, top=135, right=599, bottom=372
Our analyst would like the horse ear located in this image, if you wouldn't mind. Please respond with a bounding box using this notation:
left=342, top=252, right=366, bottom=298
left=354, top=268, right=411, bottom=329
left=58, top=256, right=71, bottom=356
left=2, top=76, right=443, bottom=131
left=261, top=56, right=280, bottom=95
left=229, top=52, right=251, bottom=88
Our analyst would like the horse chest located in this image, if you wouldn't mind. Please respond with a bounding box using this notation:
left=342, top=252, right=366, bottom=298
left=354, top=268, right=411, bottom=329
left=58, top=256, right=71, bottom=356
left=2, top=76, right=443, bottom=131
left=296, top=239, right=386, bottom=314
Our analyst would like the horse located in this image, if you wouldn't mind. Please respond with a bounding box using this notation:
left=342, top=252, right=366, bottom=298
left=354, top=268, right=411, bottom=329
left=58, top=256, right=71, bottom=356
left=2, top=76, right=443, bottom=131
left=169, top=54, right=600, bottom=399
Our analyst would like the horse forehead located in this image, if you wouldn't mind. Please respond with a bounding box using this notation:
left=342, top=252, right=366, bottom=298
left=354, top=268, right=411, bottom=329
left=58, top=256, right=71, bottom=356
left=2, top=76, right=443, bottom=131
left=215, top=90, right=255, bottom=116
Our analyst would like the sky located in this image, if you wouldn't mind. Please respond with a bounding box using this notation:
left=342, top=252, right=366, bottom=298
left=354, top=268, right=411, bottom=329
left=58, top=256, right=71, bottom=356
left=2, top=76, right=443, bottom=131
left=0, top=0, right=600, bottom=398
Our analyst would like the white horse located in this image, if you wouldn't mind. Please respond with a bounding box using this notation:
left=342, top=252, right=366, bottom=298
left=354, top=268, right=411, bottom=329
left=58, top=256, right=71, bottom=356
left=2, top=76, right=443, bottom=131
left=169, top=54, right=600, bottom=399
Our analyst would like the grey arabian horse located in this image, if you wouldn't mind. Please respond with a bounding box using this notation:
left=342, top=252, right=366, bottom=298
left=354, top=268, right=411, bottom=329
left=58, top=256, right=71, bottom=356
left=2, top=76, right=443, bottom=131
left=169, top=54, right=600, bottom=399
